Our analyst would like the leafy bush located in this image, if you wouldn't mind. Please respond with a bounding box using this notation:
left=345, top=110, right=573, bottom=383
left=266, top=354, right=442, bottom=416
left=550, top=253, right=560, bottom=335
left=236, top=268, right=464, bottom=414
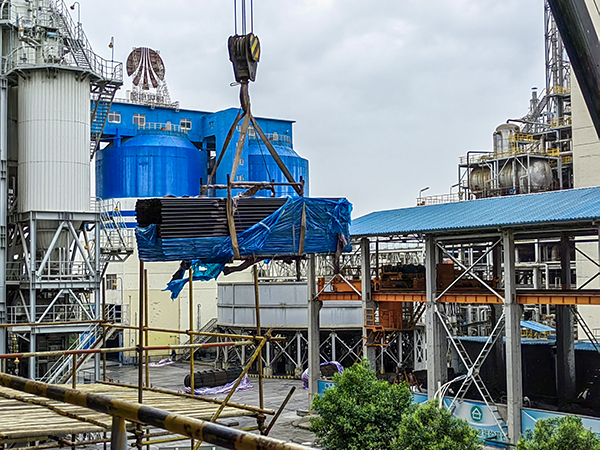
left=310, top=359, right=412, bottom=450
left=392, top=402, right=482, bottom=450
left=517, top=415, right=600, bottom=450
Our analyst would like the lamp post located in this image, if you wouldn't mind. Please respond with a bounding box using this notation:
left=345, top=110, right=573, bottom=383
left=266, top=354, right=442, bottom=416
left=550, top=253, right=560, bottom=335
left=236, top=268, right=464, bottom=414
left=70, top=2, right=80, bottom=39
left=418, top=186, right=430, bottom=205
left=109, top=36, right=114, bottom=63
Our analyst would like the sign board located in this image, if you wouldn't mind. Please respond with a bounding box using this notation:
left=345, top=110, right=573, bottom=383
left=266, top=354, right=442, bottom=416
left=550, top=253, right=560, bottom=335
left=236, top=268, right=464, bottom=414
left=413, top=394, right=506, bottom=443
left=317, top=379, right=335, bottom=396
left=521, top=408, right=600, bottom=438
left=414, top=394, right=600, bottom=443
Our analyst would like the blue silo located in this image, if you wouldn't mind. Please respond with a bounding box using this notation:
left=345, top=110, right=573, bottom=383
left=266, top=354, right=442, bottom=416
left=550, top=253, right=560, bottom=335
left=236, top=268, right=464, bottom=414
left=247, top=133, right=309, bottom=197
left=96, top=130, right=207, bottom=199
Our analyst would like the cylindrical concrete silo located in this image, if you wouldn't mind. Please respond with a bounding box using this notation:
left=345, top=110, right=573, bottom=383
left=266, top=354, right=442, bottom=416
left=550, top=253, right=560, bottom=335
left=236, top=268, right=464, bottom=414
left=18, top=69, right=91, bottom=213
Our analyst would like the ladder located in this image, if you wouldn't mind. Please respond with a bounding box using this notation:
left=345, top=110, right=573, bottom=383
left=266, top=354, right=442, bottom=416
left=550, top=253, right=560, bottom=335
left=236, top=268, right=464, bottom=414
left=178, top=318, right=219, bottom=361
left=90, top=82, right=120, bottom=159
left=437, top=307, right=508, bottom=439
left=97, top=198, right=134, bottom=257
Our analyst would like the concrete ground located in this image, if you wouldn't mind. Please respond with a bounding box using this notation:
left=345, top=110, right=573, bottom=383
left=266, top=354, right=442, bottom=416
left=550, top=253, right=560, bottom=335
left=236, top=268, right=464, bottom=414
left=105, top=361, right=317, bottom=449
left=104, top=362, right=499, bottom=450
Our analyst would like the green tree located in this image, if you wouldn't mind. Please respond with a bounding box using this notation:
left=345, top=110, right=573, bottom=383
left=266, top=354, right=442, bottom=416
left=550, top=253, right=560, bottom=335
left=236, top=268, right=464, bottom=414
left=392, top=402, right=482, bottom=450
left=517, top=415, right=600, bottom=450
left=310, top=359, right=412, bottom=450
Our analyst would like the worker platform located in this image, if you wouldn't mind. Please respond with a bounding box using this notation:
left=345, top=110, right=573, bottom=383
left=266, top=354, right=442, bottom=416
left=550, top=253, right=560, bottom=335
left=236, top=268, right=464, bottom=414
left=0, top=382, right=264, bottom=443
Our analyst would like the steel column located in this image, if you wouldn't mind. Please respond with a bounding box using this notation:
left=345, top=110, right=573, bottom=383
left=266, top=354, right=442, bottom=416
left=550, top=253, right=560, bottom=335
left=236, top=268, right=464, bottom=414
left=0, top=75, right=6, bottom=355
left=361, top=238, right=376, bottom=367
left=504, top=231, right=522, bottom=442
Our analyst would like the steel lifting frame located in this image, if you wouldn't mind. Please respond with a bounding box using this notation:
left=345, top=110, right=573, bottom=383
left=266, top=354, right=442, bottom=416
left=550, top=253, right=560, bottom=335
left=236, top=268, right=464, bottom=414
left=434, top=238, right=508, bottom=439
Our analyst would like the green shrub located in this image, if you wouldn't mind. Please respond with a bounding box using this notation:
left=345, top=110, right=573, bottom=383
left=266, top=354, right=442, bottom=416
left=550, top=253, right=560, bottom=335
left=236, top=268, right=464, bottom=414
left=517, top=415, right=600, bottom=450
left=392, top=401, right=482, bottom=450
left=309, top=359, right=412, bottom=450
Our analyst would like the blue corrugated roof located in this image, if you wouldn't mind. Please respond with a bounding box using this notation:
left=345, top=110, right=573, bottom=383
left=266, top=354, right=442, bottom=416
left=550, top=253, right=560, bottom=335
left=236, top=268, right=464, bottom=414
left=459, top=336, right=599, bottom=352
left=520, top=320, right=555, bottom=333
left=351, top=187, right=600, bottom=236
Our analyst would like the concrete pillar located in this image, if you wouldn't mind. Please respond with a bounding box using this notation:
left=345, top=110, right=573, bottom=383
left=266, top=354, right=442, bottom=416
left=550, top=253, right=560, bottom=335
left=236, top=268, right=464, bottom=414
left=295, top=332, right=302, bottom=376
left=307, top=254, right=321, bottom=408
left=504, top=230, right=522, bottom=442
left=425, top=235, right=447, bottom=398
left=556, top=234, right=576, bottom=401
left=330, top=332, right=336, bottom=362
left=361, top=238, right=377, bottom=367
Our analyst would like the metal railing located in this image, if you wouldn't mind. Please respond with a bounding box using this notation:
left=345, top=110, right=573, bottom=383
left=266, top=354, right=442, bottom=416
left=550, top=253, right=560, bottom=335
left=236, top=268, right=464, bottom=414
left=249, top=131, right=292, bottom=144
left=3, top=0, right=123, bottom=82
left=139, top=122, right=188, bottom=135
left=7, top=303, right=97, bottom=324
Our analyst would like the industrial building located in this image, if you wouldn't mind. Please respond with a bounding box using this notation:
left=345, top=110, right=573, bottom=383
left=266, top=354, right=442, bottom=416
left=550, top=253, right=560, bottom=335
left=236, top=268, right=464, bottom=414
left=0, top=0, right=598, bottom=448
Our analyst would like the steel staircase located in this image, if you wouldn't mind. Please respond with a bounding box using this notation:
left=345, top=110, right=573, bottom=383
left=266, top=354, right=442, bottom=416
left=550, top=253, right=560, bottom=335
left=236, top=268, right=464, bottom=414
left=179, top=318, right=219, bottom=361
left=437, top=307, right=508, bottom=439
left=90, top=82, right=120, bottom=159
left=40, top=322, right=116, bottom=384
left=571, top=306, right=600, bottom=353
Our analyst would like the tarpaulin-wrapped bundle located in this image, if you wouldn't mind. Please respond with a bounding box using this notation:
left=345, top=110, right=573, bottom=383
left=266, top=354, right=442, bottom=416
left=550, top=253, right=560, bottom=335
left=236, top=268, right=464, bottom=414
left=135, top=196, right=352, bottom=297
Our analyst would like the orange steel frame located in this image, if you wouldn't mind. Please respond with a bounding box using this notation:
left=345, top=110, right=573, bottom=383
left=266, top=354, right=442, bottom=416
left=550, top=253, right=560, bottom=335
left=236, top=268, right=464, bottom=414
left=318, top=290, right=600, bottom=305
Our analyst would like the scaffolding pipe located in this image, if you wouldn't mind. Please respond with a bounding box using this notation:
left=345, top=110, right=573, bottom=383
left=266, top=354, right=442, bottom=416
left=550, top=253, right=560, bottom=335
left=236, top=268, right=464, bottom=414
left=102, top=324, right=286, bottom=341
left=144, top=269, right=150, bottom=387
left=0, top=341, right=254, bottom=359
left=0, top=373, right=313, bottom=450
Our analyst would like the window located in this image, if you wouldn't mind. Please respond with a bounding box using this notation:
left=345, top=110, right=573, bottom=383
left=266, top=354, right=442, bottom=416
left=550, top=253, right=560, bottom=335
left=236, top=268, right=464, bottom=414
left=239, top=158, right=244, bottom=166
left=133, top=113, right=145, bottom=127
left=209, top=121, right=214, bottom=129
left=248, top=126, right=255, bottom=137
left=180, top=118, right=192, bottom=130
left=106, top=274, right=117, bottom=290
left=108, top=111, right=121, bottom=123
left=236, top=174, right=245, bottom=181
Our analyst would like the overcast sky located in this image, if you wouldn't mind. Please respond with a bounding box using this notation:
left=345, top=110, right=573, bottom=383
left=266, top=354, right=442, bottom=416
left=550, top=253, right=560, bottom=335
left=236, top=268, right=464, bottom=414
left=82, top=0, right=545, bottom=218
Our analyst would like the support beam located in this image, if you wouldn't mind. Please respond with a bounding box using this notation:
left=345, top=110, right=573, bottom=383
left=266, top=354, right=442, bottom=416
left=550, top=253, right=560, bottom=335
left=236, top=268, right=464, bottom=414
left=504, top=231, right=522, bottom=443
left=425, top=235, right=446, bottom=397
left=111, top=416, right=128, bottom=450
left=307, top=255, right=320, bottom=408
left=361, top=238, right=376, bottom=367
left=556, top=234, right=576, bottom=402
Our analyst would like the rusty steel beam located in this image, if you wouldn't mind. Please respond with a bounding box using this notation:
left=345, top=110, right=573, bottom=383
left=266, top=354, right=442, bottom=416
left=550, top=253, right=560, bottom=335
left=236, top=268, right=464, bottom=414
left=0, top=373, right=314, bottom=450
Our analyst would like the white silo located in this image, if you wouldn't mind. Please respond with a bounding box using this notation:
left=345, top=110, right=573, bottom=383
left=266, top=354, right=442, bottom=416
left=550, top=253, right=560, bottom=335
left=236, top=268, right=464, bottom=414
left=18, top=69, right=91, bottom=213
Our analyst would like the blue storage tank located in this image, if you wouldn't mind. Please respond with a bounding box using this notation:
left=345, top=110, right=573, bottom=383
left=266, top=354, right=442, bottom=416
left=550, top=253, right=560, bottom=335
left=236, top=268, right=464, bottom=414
left=248, top=134, right=309, bottom=197
left=96, top=130, right=207, bottom=199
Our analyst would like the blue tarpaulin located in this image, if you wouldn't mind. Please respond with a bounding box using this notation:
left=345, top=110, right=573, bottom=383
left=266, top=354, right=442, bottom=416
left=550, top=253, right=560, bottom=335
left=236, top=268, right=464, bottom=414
left=135, top=197, right=352, bottom=298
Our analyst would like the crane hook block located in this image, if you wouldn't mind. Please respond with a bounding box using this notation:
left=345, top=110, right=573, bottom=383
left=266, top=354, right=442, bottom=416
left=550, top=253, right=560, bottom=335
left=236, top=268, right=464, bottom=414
left=228, top=33, right=261, bottom=83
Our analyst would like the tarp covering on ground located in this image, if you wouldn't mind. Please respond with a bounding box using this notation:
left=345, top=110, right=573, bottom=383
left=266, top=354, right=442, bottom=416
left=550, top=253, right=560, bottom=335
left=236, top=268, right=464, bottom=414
left=135, top=197, right=352, bottom=298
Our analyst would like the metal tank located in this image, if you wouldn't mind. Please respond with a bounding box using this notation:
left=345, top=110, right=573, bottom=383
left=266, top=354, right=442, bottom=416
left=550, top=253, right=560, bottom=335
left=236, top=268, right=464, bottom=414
left=248, top=133, right=309, bottom=197
left=18, top=69, right=91, bottom=213
left=498, top=160, right=553, bottom=193
left=96, top=130, right=207, bottom=199
left=469, top=167, right=491, bottom=195
left=493, top=123, right=519, bottom=154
